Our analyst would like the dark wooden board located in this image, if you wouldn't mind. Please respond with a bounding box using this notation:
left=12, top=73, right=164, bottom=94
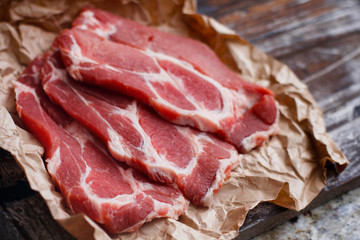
left=198, top=0, right=360, bottom=238
left=0, top=0, right=359, bottom=239
left=0, top=149, right=75, bottom=240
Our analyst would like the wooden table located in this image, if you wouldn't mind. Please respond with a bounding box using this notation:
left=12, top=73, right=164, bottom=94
left=1, top=0, right=359, bottom=239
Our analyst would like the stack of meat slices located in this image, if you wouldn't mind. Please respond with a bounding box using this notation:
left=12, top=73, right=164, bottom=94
left=15, top=55, right=188, bottom=234
left=14, top=7, right=278, bottom=234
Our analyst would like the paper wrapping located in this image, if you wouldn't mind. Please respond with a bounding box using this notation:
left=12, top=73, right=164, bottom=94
left=0, top=0, right=348, bottom=239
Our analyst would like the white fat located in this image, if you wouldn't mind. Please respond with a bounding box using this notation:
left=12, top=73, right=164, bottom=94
left=107, top=128, right=132, bottom=159
left=199, top=134, right=240, bottom=207
left=241, top=106, right=280, bottom=152
left=46, top=147, right=61, bottom=174
left=14, top=81, right=35, bottom=94
left=15, top=82, right=43, bottom=110
left=79, top=11, right=117, bottom=38
left=78, top=11, right=97, bottom=31
left=147, top=50, right=251, bottom=114
left=67, top=34, right=83, bottom=66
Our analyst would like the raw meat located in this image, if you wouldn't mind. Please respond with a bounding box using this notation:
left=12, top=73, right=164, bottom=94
left=42, top=49, right=240, bottom=206
left=57, top=7, right=279, bottom=153
left=14, top=55, right=189, bottom=234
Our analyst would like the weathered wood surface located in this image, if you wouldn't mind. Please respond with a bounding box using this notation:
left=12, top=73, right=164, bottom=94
left=0, top=0, right=359, bottom=239
left=198, top=0, right=360, bottom=239
left=0, top=149, right=75, bottom=240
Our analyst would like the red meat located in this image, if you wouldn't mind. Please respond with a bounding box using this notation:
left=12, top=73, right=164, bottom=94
left=58, top=7, right=278, bottom=152
left=14, top=55, right=188, bottom=234
left=41, top=50, right=240, bottom=206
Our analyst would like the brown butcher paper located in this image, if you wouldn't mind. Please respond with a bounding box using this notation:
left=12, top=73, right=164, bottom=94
left=0, top=0, right=348, bottom=239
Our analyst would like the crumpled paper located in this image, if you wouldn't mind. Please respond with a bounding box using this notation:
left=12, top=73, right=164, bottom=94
left=0, top=0, right=348, bottom=239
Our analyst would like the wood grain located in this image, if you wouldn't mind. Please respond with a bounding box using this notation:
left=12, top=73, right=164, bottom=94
left=0, top=149, right=25, bottom=188
left=0, top=150, right=75, bottom=240
left=2, top=193, right=74, bottom=240
left=197, top=0, right=360, bottom=239
left=0, top=204, right=26, bottom=240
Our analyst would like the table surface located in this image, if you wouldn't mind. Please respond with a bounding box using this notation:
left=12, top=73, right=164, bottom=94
left=1, top=0, right=360, bottom=239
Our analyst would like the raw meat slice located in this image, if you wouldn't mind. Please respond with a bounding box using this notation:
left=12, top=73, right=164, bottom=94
left=57, top=7, right=279, bottom=153
left=14, top=55, right=189, bottom=234
left=41, top=49, right=240, bottom=206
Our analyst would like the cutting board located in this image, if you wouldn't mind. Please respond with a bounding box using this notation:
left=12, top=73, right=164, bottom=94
left=1, top=0, right=359, bottom=239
